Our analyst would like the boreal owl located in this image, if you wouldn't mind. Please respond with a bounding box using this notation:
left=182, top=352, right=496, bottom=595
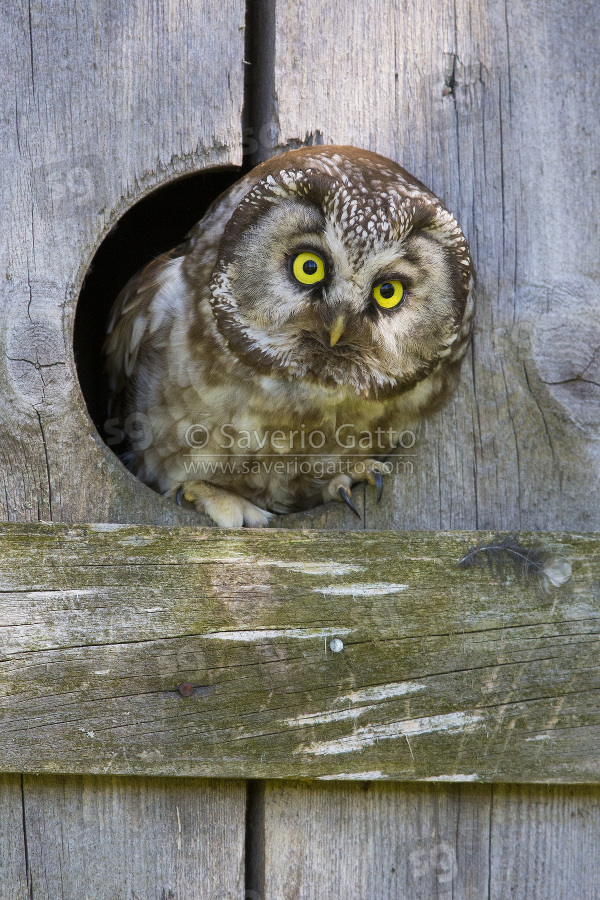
left=104, top=146, right=474, bottom=526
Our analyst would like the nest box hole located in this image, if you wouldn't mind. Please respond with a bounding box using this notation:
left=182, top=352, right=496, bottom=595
left=74, top=166, right=242, bottom=440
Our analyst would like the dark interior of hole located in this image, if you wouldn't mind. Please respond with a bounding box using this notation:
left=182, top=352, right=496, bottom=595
left=74, top=167, right=242, bottom=437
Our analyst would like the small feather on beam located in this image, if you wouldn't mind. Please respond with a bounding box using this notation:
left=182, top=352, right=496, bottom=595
left=458, top=534, right=572, bottom=592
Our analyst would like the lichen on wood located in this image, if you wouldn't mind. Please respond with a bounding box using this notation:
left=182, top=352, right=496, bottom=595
left=0, top=523, right=597, bottom=782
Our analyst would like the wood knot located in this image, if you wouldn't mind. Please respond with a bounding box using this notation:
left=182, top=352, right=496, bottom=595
left=531, top=278, right=600, bottom=435
left=4, top=281, right=70, bottom=413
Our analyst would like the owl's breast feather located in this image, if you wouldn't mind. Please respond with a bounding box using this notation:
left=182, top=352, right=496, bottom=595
left=132, top=356, right=445, bottom=514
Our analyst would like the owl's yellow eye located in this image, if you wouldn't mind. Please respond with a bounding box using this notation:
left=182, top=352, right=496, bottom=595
left=373, top=280, right=404, bottom=309
left=292, top=251, right=325, bottom=285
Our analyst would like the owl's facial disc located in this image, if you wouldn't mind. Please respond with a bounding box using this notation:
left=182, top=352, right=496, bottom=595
left=209, top=154, right=471, bottom=399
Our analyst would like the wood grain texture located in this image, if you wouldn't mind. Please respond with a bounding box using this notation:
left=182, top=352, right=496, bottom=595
left=259, top=0, right=600, bottom=535
left=0, top=5, right=248, bottom=894
left=0, top=775, right=29, bottom=900
left=19, top=774, right=245, bottom=900
left=248, top=1, right=600, bottom=888
left=261, top=781, right=491, bottom=899
left=0, top=0, right=598, bottom=892
left=489, top=784, right=600, bottom=899
left=0, top=0, right=245, bottom=527
left=258, top=781, right=600, bottom=900
left=0, top=523, right=596, bottom=781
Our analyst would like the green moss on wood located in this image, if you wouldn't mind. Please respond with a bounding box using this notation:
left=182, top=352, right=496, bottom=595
left=0, top=524, right=598, bottom=781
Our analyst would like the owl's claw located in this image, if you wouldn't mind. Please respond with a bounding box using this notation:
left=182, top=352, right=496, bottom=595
left=366, top=467, right=384, bottom=503
left=352, top=459, right=387, bottom=503
left=336, top=484, right=362, bottom=519
left=176, top=486, right=185, bottom=506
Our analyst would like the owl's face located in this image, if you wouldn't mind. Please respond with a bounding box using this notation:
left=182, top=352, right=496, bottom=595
left=208, top=147, right=472, bottom=400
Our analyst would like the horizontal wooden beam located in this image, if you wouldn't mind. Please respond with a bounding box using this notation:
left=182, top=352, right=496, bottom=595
left=0, top=523, right=598, bottom=781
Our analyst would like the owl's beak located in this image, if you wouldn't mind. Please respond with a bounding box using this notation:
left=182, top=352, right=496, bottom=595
left=329, top=314, right=346, bottom=347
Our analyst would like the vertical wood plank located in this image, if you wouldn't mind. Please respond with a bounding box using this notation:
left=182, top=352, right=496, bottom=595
left=20, top=775, right=246, bottom=900
left=489, top=785, right=600, bottom=900
left=261, top=782, right=600, bottom=900
left=260, top=0, right=600, bottom=535
left=0, top=5, right=249, bottom=897
left=261, top=781, right=492, bottom=899
left=0, top=775, right=29, bottom=900
left=0, top=0, right=245, bottom=525
left=254, top=0, right=600, bottom=892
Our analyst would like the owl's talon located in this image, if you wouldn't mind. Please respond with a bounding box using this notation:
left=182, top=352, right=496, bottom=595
left=336, top=484, right=362, bottom=519
left=352, top=459, right=387, bottom=503
left=176, top=487, right=184, bottom=506
left=367, top=468, right=384, bottom=503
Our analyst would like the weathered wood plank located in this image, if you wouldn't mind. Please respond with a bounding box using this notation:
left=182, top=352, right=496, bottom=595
left=258, top=782, right=491, bottom=899
left=0, top=774, right=29, bottom=900
left=0, top=523, right=596, bottom=780
left=258, top=0, right=600, bottom=535
left=256, top=781, right=600, bottom=900
left=248, top=0, right=600, bottom=893
left=0, top=9, right=251, bottom=895
left=0, top=0, right=245, bottom=526
left=489, top=785, right=600, bottom=899
left=19, top=775, right=245, bottom=900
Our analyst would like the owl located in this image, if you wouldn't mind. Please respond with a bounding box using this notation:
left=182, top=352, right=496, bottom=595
left=104, top=146, right=474, bottom=527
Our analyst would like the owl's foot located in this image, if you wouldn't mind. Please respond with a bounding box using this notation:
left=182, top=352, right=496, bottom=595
left=322, top=460, right=388, bottom=518
left=173, top=482, right=273, bottom=528
left=350, top=459, right=386, bottom=503
left=322, top=474, right=362, bottom=519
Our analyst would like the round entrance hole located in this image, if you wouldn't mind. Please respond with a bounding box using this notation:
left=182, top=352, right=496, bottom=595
left=74, top=166, right=242, bottom=442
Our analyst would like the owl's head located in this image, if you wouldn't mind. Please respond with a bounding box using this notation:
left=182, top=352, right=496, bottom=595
left=206, top=146, right=473, bottom=400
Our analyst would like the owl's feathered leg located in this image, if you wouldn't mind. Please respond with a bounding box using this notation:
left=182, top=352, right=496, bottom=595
left=171, top=481, right=273, bottom=528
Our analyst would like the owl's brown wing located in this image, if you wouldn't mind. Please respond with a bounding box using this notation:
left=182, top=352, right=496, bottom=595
left=104, top=246, right=185, bottom=382
left=103, top=164, right=270, bottom=410
left=103, top=245, right=186, bottom=419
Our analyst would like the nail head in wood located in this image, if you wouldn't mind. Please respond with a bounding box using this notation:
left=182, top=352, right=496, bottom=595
left=178, top=682, right=194, bottom=697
